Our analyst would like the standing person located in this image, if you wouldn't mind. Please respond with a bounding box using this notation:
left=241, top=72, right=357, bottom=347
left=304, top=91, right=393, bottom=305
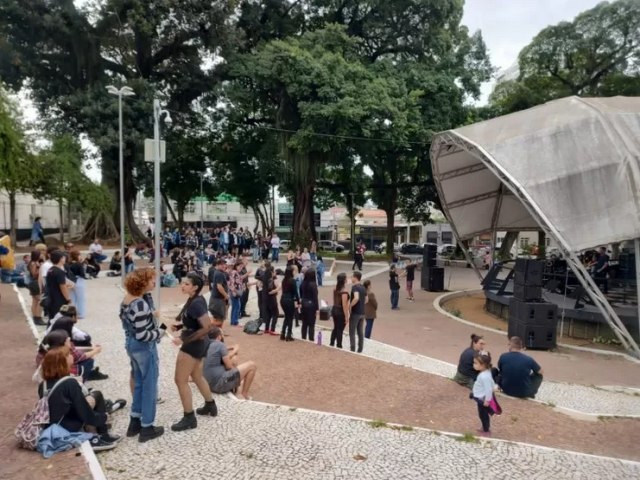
left=349, top=271, right=366, bottom=353
left=263, top=265, right=280, bottom=335
left=68, top=249, right=87, bottom=319
left=120, top=269, right=165, bottom=442
left=592, top=246, right=610, bottom=294
left=170, top=273, right=218, bottom=431
left=270, top=233, right=280, bottom=263
left=228, top=260, right=244, bottom=327
left=239, top=257, right=251, bottom=318
left=27, top=250, right=46, bottom=325
left=300, top=269, right=319, bottom=342
left=330, top=273, right=350, bottom=349
left=89, top=238, right=107, bottom=263
left=254, top=260, right=267, bottom=323
left=279, top=266, right=299, bottom=341
left=352, top=240, right=366, bottom=271
left=363, top=279, right=378, bottom=339
left=46, top=250, right=72, bottom=320
left=389, top=265, right=402, bottom=310
left=124, top=242, right=135, bottom=274
left=208, top=259, right=229, bottom=327
left=453, top=334, right=486, bottom=389
left=404, top=258, right=417, bottom=302
left=315, top=255, right=325, bottom=287
left=30, top=216, right=44, bottom=246
left=471, top=352, right=495, bottom=437
left=310, top=239, right=317, bottom=262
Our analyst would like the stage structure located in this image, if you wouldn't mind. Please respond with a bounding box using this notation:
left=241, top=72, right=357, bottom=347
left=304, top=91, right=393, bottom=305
left=430, top=96, right=640, bottom=357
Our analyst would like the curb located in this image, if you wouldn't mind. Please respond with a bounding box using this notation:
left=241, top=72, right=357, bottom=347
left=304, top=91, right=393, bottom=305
left=12, top=286, right=107, bottom=480
left=434, top=289, right=640, bottom=365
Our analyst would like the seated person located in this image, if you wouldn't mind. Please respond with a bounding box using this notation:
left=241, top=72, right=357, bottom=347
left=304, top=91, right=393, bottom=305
left=496, top=336, right=544, bottom=399
left=46, top=305, right=92, bottom=347
left=85, top=253, right=101, bottom=278
left=39, top=347, right=120, bottom=451
left=40, top=317, right=107, bottom=382
left=203, top=327, right=257, bottom=400
left=109, top=251, right=123, bottom=274
left=453, top=334, right=486, bottom=389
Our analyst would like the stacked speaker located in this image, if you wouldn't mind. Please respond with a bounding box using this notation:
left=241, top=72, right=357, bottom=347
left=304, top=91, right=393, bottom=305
left=421, top=244, right=444, bottom=292
left=508, top=258, right=557, bottom=350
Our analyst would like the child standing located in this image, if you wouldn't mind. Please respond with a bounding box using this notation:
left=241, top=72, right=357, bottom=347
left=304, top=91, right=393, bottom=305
left=471, top=352, right=495, bottom=437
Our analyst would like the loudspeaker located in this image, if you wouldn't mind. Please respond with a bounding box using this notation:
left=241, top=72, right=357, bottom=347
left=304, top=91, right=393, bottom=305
left=509, top=298, right=557, bottom=325
left=514, top=259, right=543, bottom=286
left=421, top=267, right=444, bottom=291
left=507, top=320, right=557, bottom=350
left=423, top=246, right=437, bottom=268
left=513, top=283, right=542, bottom=301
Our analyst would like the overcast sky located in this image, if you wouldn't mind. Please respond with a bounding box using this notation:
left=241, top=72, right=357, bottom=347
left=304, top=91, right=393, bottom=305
left=462, top=0, right=604, bottom=102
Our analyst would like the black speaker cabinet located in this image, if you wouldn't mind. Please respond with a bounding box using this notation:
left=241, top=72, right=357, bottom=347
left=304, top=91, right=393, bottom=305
left=514, top=258, right=544, bottom=286
left=423, top=246, right=437, bottom=268
left=421, top=267, right=444, bottom=292
left=509, top=298, right=557, bottom=325
left=513, top=283, right=542, bottom=301
left=507, top=319, right=557, bottom=350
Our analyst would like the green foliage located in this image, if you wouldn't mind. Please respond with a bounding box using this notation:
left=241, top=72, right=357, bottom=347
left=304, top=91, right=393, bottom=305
left=0, top=86, right=29, bottom=196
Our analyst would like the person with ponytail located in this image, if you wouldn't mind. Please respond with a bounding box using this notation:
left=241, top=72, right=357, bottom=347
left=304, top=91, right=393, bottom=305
left=453, top=334, right=487, bottom=389
left=170, top=272, right=217, bottom=431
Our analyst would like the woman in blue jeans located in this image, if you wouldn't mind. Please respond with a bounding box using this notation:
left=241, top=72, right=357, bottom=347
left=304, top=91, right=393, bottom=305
left=120, top=268, right=165, bottom=443
left=228, top=260, right=244, bottom=326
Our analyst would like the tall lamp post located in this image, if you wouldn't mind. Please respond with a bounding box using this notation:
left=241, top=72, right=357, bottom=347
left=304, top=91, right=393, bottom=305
left=153, top=99, right=172, bottom=308
left=349, top=193, right=356, bottom=257
left=200, top=173, right=204, bottom=230
left=106, top=85, right=135, bottom=287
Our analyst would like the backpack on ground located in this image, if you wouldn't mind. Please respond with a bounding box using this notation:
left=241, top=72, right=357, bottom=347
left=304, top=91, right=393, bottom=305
left=243, top=319, right=261, bottom=335
left=15, top=376, right=72, bottom=450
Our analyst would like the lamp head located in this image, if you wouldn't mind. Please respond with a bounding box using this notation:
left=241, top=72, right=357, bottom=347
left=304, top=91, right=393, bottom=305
left=163, top=111, right=173, bottom=125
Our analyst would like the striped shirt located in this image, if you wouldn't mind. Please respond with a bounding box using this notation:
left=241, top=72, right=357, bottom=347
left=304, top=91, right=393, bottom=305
left=120, top=297, right=160, bottom=342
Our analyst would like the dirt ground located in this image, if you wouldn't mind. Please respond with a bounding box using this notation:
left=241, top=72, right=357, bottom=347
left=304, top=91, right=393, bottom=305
left=0, top=284, right=92, bottom=480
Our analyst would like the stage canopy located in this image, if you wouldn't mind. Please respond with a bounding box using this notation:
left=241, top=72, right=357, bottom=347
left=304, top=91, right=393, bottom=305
left=430, top=96, right=640, bottom=253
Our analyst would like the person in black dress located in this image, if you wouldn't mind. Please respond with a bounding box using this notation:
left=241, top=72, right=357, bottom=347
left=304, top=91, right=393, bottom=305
left=300, top=269, right=319, bottom=341
left=330, top=273, right=350, bottom=348
left=170, top=272, right=217, bottom=431
left=279, top=266, right=300, bottom=341
left=263, top=265, right=280, bottom=335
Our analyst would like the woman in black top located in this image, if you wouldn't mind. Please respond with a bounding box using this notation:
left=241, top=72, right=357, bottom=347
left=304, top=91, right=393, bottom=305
left=68, top=249, right=87, bottom=319
left=170, top=272, right=217, bottom=431
left=279, top=266, right=300, bottom=341
left=330, top=273, right=350, bottom=348
left=39, top=346, right=119, bottom=451
left=300, top=269, right=319, bottom=341
left=263, top=265, right=280, bottom=335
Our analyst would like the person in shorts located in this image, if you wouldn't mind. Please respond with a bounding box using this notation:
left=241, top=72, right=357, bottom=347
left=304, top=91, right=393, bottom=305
left=208, top=259, right=229, bottom=325
left=404, top=258, right=417, bottom=302
left=203, top=327, right=257, bottom=400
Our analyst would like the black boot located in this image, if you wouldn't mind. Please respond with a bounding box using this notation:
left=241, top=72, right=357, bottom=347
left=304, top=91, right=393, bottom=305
left=280, top=332, right=286, bottom=340
left=286, top=335, right=294, bottom=342
left=171, top=412, right=197, bottom=431
left=195, top=399, right=218, bottom=417
left=138, top=425, right=165, bottom=443
left=126, top=417, right=142, bottom=437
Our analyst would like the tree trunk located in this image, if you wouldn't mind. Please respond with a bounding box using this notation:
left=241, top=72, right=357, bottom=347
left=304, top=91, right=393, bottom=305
left=257, top=204, right=269, bottom=235
left=538, top=230, right=546, bottom=259
left=382, top=193, right=397, bottom=256
left=8, top=190, right=16, bottom=247
left=67, top=201, right=72, bottom=240
left=499, top=231, right=519, bottom=259
left=292, top=154, right=318, bottom=247
left=176, top=201, right=186, bottom=230
left=161, top=191, right=178, bottom=224
left=58, top=197, right=64, bottom=243
left=251, top=205, right=260, bottom=234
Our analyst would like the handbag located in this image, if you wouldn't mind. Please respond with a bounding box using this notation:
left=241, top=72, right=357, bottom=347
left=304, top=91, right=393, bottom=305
left=488, top=394, right=502, bottom=415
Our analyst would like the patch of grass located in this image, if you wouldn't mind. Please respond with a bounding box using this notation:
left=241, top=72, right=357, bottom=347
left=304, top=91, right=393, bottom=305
left=456, top=432, right=478, bottom=443
left=390, top=425, right=414, bottom=432
left=510, top=415, right=518, bottom=423
left=289, top=407, right=297, bottom=412
left=446, top=308, right=463, bottom=318
left=546, top=401, right=556, bottom=408
left=239, top=451, right=255, bottom=459
left=367, top=419, right=388, bottom=429
left=431, top=430, right=441, bottom=436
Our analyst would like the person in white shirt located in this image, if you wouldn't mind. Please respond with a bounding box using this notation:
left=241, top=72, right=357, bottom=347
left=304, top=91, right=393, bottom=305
left=270, top=233, right=280, bottom=262
left=89, top=238, right=107, bottom=263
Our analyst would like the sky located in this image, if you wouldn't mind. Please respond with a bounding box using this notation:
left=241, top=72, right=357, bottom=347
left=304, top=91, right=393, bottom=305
left=461, top=0, right=604, bottom=102
left=28, top=0, right=605, bottom=182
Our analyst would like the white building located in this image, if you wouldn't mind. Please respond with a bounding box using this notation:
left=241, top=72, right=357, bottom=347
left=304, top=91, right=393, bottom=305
left=0, top=192, right=66, bottom=241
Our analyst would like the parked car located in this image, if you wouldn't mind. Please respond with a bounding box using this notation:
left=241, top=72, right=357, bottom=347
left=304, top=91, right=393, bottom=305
left=400, top=243, right=425, bottom=254
left=318, top=240, right=345, bottom=252
left=278, top=240, right=291, bottom=251
left=438, top=243, right=457, bottom=256
left=374, top=242, right=400, bottom=254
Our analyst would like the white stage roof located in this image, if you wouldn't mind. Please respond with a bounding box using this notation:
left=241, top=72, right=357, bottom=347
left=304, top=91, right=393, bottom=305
left=430, top=96, right=640, bottom=253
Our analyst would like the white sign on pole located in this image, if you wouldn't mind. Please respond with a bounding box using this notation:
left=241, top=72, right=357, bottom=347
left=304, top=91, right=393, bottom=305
left=144, top=139, right=166, bottom=163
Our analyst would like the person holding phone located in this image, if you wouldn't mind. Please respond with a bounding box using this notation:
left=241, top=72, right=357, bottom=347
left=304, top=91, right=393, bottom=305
left=119, top=269, right=165, bottom=443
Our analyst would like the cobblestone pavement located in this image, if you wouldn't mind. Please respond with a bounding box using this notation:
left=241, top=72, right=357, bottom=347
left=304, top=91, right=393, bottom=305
left=19, top=277, right=640, bottom=480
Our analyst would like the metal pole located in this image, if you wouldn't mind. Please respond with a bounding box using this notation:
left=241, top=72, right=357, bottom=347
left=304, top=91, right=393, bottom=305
left=153, top=99, right=162, bottom=309
left=200, top=174, right=204, bottom=230
left=350, top=193, right=355, bottom=256
left=118, top=93, right=125, bottom=287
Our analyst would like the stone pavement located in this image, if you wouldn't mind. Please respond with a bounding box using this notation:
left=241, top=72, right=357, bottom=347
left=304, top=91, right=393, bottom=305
left=16, top=276, right=640, bottom=479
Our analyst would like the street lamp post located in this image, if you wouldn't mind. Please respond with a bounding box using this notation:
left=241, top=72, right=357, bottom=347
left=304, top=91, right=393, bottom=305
left=200, top=173, right=204, bottom=230
left=153, top=99, right=171, bottom=308
left=349, top=193, right=356, bottom=257
left=106, top=85, right=135, bottom=287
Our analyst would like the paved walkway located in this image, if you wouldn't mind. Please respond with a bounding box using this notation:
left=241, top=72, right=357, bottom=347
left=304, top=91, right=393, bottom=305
left=16, top=276, right=640, bottom=479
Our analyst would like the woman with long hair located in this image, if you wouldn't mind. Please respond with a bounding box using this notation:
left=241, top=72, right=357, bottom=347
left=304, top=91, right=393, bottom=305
left=453, top=334, right=487, bottom=389
left=263, top=265, right=280, bottom=335
left=300, top=269, right=319, bottom=342
left=120, top=269, right=165, bottom=442
left=279, top=266, right=299, bottom=341
left=68, top=249, right=87, bottom=319
left=228, top=261, right=244, bottom=327
left=330, top=273, right=350, bottom=348
left=170, top=272, right=217, bottom=431
left=27, top=249, right=45, bottom=325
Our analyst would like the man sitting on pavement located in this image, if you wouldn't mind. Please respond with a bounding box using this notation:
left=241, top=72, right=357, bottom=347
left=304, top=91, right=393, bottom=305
left=496, top=336, right=544, bottom=399
left=203, top=327, right=257, bottom=400
left=89, top=237, right=108, bottom=263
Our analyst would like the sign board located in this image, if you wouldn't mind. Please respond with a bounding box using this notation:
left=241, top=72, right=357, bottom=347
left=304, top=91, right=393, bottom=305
left=144, top=139, right=166, bottom=163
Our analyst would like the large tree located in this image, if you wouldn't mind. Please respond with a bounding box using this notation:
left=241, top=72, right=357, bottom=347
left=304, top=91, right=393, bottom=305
left=0, top=0, right=235, bottom=241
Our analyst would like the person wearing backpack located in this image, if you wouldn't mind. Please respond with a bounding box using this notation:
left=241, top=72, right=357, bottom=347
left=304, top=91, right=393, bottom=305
left=38, top=347, right=119, bottom=451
